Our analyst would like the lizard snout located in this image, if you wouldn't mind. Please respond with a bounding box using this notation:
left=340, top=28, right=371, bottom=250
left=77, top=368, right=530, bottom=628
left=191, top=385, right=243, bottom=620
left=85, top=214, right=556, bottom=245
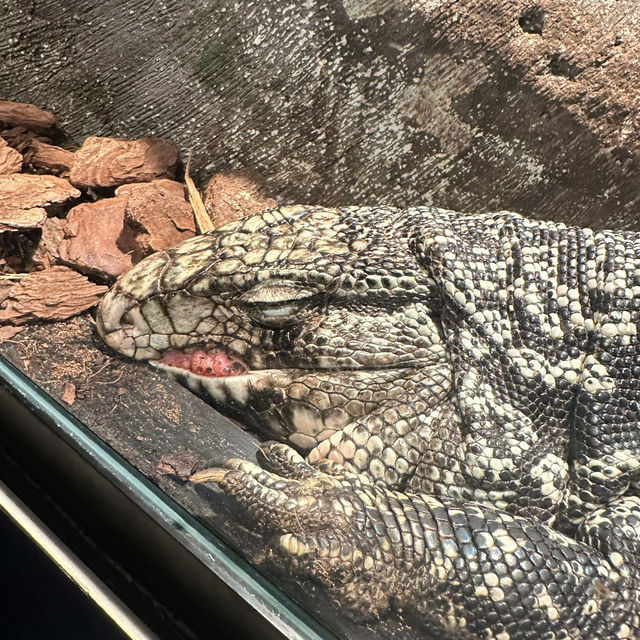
left=96, top=288, right=156, bottom=360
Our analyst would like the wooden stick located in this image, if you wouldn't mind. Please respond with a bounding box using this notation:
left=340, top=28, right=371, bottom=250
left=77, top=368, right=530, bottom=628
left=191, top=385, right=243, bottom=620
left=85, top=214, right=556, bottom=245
left=184, top=151, right=214, bottom=234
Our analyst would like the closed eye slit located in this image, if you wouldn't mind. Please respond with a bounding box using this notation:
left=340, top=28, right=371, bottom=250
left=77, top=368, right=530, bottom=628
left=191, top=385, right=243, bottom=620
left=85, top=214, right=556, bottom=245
left=238, top=280, right=321, bottom=327
left=239, top=280, right=319, bottom=305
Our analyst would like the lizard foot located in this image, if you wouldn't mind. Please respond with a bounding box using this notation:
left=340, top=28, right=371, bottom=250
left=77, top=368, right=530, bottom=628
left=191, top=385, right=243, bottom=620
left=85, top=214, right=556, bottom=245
left=191, top=441, right=404, bottom=621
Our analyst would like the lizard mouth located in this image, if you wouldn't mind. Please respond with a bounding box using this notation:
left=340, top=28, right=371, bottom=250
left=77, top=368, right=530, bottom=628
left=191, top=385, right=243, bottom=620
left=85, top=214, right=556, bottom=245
left=158, top=348, right=249, bottom=378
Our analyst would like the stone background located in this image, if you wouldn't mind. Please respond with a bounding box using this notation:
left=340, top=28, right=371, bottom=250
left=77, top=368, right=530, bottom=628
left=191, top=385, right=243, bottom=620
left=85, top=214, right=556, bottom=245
left=1, top=0, right=639, bottom=229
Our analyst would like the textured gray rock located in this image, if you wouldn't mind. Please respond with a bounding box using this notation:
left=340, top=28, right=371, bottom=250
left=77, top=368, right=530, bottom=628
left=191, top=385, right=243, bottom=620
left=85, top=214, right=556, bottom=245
left=1, top=1, right=639, bottom=230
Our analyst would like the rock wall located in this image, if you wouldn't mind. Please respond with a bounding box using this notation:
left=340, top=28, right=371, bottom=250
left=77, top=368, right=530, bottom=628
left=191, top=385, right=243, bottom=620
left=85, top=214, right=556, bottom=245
left=1, top=0, right=639, bottom=229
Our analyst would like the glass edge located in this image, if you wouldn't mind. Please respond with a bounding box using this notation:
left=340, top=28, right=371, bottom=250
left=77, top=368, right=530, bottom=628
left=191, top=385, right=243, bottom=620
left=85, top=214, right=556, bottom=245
left=0, top=354, right=336, bottom=640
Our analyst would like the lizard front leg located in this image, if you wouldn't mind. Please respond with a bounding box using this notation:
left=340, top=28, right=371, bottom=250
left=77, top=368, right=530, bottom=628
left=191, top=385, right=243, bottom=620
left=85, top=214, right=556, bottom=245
left=193, top=442, right=636, bottom=640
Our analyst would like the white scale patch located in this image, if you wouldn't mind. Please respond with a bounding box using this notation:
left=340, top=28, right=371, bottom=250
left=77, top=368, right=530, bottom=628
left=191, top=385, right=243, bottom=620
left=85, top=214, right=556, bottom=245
left=155, top=364, right=276, bottom=407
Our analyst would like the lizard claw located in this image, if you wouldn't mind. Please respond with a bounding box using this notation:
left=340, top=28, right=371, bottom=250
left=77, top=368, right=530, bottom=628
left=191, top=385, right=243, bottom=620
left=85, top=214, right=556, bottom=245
left=193, top=442, right=401, bottom=620
left=256, top=440, right=318, bottom=479
left=192, top=449, right=344, bottom=534
left=189, top=467, right=228, bottom=484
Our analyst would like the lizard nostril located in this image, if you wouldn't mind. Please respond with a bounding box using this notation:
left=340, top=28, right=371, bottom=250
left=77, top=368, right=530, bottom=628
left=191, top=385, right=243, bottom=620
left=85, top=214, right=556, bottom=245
left=95, top=288, right=151, bottom=354
left=111, top=304, right=150, bottom=337
left=120, top=310, right=136, bottom=330
left=96, top=292, right=154, bottom=359
left=96, top=289, right=134, bottom=334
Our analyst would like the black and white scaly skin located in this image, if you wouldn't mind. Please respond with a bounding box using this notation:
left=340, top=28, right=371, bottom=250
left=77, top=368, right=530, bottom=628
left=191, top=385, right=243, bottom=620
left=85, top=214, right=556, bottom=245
left=97, top=205, right=640, bottom=639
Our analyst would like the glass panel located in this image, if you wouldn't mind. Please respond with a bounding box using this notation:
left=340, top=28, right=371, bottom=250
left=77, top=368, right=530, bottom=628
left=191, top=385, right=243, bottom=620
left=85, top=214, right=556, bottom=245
left=0, top=346, right=339, bottom=640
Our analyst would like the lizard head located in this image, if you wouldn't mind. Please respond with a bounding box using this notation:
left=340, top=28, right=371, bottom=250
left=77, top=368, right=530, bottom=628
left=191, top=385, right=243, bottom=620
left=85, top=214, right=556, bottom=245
left=97, top=205, right=450, bottom=452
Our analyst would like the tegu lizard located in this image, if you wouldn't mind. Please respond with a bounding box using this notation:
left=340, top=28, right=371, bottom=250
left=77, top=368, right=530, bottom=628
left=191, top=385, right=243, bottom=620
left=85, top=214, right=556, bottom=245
left=97, top=205, right=640, bottom=639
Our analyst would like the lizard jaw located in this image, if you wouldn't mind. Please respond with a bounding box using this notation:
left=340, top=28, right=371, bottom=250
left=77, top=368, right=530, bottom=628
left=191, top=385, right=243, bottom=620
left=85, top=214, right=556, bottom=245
left=154, top=363, right=259, bottom=406
left=152, top=362, right=297, bottom=435
left=154, top=362, right=378, bottom=453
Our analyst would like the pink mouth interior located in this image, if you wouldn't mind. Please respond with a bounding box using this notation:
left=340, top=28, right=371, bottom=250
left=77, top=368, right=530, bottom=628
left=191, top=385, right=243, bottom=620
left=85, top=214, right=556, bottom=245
left=160, top=349, right=249, bottom=377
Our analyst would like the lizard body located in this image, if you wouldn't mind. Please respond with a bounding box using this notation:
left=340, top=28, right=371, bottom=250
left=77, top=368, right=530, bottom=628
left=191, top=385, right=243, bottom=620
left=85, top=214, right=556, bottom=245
left=97, top=205, right=640, bottom=639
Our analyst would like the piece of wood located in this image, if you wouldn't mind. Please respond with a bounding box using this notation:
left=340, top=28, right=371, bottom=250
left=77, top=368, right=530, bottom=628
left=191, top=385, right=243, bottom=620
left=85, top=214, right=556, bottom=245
left=0, top=126, right=41, bottom=153
left=184, top=152, right=213, bottom=233
left=115, top=179, right=196, bottom=259
left=0, top=325, right=23, bottom=340
left=61, top=381, right=76, bottom=405
left=156, top=450, right=202, bottom=481
left=204, top=169, right=277, bottom=228
left=0, top=174, right=81, bottom=229
left=0, top=138, right=23, bottom=174
left=23, top=139, right=74, bottom=176
left=0, top=100, right=58, bottom=132
left=0, top=266, right=107, bottom=325
left=30, top=217, right=66, bottom=268
left=57, top=198, right=133, bottom=279
left=0, top=207, right=47, bottom=233
left=69, top=136, right=180, bottom=189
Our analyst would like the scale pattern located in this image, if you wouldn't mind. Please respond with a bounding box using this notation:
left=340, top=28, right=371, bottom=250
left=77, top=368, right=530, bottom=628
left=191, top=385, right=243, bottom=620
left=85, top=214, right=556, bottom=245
left=97, top=205, right=640, bottom=639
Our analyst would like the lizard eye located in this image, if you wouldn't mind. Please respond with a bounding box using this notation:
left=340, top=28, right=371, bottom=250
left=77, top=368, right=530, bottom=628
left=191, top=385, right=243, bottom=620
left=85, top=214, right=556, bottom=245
left=238, top=280, right=319, bottom=327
